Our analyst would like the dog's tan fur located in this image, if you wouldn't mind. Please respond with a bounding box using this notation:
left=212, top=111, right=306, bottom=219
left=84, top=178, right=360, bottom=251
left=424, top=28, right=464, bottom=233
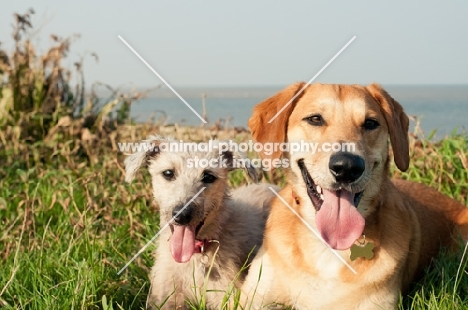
left=125, top=136, right=278, bottom=309
left=241, top=83, right=468, bottom=309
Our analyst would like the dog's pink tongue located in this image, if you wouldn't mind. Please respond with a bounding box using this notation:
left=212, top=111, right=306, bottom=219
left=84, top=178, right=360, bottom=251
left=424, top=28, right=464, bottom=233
left=315, top=189, right=365, bottom=250
left=170, top=225, right=196, bottom=263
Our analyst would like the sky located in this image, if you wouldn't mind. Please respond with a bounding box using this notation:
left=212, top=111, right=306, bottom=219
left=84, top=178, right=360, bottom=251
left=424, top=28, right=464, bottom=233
left=1, top=1, right=468, bottom=88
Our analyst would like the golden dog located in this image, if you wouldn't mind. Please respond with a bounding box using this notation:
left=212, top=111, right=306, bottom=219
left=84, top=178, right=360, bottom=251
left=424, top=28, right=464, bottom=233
left=241, top=83, right=468, bottom=309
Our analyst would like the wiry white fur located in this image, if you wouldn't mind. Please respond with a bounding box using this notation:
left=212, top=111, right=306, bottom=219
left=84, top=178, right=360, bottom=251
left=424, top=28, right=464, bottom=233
left=124, top=135, right=278, bottom=309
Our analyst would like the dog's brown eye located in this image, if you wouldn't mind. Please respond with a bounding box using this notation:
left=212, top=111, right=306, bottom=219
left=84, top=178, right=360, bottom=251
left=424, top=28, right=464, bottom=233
left=363, top=119, right=380, bottom=130
left=162, top=169, right=175, bottom=180
left=202, top=172, right=217, bottom=184
left=304, top=115, right=324, bottom=126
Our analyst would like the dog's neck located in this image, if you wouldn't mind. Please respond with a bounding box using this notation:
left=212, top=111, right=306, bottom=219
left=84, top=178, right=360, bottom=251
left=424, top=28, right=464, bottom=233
left=194, top=193, right=231, bottom=254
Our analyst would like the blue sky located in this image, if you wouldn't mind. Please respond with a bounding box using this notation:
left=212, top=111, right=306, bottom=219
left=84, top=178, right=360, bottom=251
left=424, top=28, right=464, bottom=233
left=1, top=1, right=467, bottom=87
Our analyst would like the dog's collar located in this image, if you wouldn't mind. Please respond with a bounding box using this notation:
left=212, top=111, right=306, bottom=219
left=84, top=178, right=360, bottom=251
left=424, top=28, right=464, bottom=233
left=195, top=239, right=220, bottom=253
left=198, top=239, right=220, bottom=276
left=292, top=190, right=300, bottom=205
left=350, top=235, right=375, bottom=261
left=194, top=239, right=207, bottom=253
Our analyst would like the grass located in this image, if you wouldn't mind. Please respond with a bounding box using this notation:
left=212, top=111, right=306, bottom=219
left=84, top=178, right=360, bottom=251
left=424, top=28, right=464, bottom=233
left=0, top=155, right=157, bottom=309
left=0, top=128, right=467, bottom=309
left=401, top=244, right=468, bottom=309
left=393, top=130, right=468, bottom=309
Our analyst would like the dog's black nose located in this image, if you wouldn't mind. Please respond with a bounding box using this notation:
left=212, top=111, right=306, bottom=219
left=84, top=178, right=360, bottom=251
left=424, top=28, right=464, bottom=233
left=172, top=204, right=194, bottom=225
left=329, top=152, right=365, bottom=183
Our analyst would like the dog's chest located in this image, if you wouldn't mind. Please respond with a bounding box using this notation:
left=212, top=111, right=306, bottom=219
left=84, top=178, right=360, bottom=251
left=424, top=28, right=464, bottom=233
left=281, top=243, right=356, bottom=306
left=175, top=253, right=218, bottom=276
left=181, top=252, right=236, bottom=285
left=289, top=277, right=356, bottom=310
left=294, top=236, right=349, bottom=277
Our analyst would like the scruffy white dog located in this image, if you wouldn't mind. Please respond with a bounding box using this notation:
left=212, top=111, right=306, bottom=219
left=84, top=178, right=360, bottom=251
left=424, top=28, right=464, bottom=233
left=125, top=135, right=277, bottom=309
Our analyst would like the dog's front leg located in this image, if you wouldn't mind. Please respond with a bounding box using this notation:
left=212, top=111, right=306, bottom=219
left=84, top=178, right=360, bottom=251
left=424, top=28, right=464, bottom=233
left=147, top=293, right=189, bottom=310
left=240, top=248, right=278, bottom=309
left=147, top=259, right=190, bottom=310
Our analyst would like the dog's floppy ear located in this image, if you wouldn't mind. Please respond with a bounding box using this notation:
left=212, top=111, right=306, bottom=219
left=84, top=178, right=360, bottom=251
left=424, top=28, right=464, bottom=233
left=248, top=82, right=306, bottom=161
left=366, top=84, right=410, bottom=171
left=220, top=149, right=258, bottom=183
left=124, top=135, right=164, bottom=182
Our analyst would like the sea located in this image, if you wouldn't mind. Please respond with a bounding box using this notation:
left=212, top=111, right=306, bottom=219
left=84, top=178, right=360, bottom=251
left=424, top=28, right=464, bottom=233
left=130, top=85, right=468, bottom=139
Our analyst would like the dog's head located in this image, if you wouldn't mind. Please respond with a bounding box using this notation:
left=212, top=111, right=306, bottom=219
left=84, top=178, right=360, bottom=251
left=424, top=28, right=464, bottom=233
left=124, top=135, right=257, bottom=263
left=249, top=83, right=409, bottom=250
